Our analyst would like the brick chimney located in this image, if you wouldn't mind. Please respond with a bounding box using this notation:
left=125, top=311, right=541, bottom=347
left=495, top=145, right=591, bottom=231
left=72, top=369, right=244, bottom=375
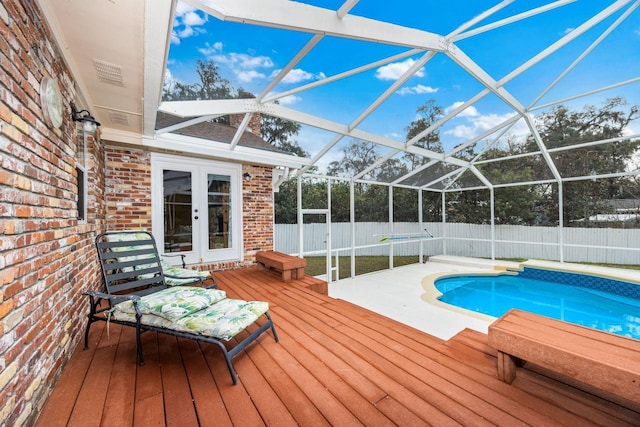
left=229, top=90, right=261, bottom=138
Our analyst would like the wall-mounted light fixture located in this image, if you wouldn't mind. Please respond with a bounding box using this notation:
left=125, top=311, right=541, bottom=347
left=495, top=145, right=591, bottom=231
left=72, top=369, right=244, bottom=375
left=71, top=102, right=101, bottom=134
left=243, top=172, right=253, bottom=181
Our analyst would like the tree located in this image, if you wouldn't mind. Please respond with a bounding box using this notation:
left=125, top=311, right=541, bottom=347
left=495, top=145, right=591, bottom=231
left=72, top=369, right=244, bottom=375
left=403, top=99, right=444, bottom=169
left=528, top=97, right=640, bottom=225
left=163, top=60, right=234, bottom=124
left=163, top=60, right=233, bottom=101
left=163, top=60, right=310, bottom=224
left=326, top=140, right=380, bottom=179
left=261, top=112, right=301, bottom=147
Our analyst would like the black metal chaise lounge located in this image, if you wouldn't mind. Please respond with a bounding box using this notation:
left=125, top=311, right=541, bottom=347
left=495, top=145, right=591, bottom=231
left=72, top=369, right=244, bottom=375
left=84, top=230, right=279, bottom=385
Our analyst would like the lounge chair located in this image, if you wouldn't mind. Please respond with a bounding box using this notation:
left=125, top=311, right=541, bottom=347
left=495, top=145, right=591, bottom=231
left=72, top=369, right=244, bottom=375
left=102, top=231, right=216, bottom=287
left=84, top=230, right=278, bottom=384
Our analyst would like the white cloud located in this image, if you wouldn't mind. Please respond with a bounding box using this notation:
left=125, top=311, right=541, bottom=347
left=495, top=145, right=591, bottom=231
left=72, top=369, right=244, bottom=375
left=163, top=69, right=178, bottom=93
left=214, top=52, right=274, bottom=69
left=200, top=48, right=275, bottom=83
left=170, top=30, right=180, bottom=45
left=175, top=2, right=196, bottom=16
left=265, top=91, right=302, bottom=105
left=445, top=111, right=527, bottom=140
left=623, top=121, right=640, bottom=136
left=236, top=70, right=266, bottom=83
left=177, top=26, right=194, bottom=39
left=445, top=101, right=479, bottom=117
left=182, top=11, right=207, bottom=26
left=198, top=42, right=223, bottom=56
left=278, top=94, right=302, bottom=105
left=270, top=68, right=326, bottom=84
left=397, top=84, right=438, bottom=95
left=375, top=58, right=425, bottom=80
left=171, top=2, right=207, bottom=45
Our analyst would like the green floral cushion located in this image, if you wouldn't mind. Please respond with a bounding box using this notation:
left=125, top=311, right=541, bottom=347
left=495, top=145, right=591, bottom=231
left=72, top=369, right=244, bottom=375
left=112, top=310, right=173, bottom=329
left=161, top=260, right=211, bottom=286
left=115, top=287, right=227, bottom=322
left=173, top=299, right=269, bottom=340
left=111, top=289, right=269, bottom=341
left=105, top=232, right=156, bottom=271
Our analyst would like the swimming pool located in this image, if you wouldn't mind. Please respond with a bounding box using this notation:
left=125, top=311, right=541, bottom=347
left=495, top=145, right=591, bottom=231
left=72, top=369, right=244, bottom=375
left=435, top=267, right=640, bottom=340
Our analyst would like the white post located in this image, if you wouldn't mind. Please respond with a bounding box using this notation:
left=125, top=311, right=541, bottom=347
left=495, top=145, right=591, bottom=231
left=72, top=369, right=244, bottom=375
left=442, top=191, right=447, bottom=255
left=490, top=187, right=495, bottom=260
left=350, top=180, right=356, bottom=278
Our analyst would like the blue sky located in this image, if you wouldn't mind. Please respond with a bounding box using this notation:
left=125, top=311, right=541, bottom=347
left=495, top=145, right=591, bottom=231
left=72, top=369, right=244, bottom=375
left=165, top=1, right=640, bottom=170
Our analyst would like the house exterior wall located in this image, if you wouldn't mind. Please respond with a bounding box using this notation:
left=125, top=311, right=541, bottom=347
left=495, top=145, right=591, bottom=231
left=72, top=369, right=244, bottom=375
left=0, top=1, right=107, bottom=425
left=104, top=145, right=275, bottom=268
left=0, top=1, right=277, bottom=423
left=242, top=164, right=275, bottom=262
left=105, top=146, right=152, bottom=230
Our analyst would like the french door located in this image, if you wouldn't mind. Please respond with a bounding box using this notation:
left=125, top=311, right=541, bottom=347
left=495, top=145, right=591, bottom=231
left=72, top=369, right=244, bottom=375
left=152, top=154, right=242, bottom=264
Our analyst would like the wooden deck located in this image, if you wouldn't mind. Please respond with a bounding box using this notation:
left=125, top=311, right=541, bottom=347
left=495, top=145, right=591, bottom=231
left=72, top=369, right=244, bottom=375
left=35, top=267, right=640, bottom=426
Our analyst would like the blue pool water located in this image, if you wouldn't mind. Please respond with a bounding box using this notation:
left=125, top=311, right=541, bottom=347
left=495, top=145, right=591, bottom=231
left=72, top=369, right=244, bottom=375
left=435, top=268, right=640, bottom=340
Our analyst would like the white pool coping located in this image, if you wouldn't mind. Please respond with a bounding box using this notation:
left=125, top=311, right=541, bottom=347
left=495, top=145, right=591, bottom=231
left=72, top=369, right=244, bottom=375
left=327, top=256, right=640, bottom=341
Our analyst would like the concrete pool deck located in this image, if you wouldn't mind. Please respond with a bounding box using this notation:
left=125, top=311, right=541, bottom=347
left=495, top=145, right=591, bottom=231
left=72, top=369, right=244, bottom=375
left=327, top=255, right=640, bottom=340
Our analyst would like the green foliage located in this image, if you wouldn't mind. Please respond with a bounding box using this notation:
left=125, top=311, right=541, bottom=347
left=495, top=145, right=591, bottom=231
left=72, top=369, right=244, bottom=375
left=326, top=140, right=381, bottom=179
left=277, top=97, right=639, bottom=227
left=169, top=62, right=639, bottom=228
left=403, top=99, right=444, bottom=169
left=528, top=97, right=640, bottom=225
left=163, top=60, right=233, bottom=100
left=260, top=106, right=303, bottom=152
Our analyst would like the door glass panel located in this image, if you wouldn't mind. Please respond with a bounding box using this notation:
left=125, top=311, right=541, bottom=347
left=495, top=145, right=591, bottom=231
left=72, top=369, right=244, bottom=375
left=208, top=174, right=231, bottom=250
left=163, top=170, right=193, bottom=252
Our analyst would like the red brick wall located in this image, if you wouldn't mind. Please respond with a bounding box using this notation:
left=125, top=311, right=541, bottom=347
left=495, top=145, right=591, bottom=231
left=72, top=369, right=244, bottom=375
left=0, top=1, right=106, bottom=425
left=243, top=164, right=274, bottom=262
left=0, top=0, right=277, bottom=423
left=103, top=146, right=275, bottom=267
left=105, top=147, right=151, bottom=230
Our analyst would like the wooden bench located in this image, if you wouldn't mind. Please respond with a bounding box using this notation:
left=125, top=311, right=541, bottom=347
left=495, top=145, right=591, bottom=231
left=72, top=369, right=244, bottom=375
left=488, top=309, right=640, bottom=407
left=256, top=251, right=306, bottom=282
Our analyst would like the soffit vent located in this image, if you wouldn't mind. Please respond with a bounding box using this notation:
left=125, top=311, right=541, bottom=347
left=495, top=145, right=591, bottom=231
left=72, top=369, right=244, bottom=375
left=93, top=59, right=125, bottom=86
left=109, top=111, right=130, bottom=126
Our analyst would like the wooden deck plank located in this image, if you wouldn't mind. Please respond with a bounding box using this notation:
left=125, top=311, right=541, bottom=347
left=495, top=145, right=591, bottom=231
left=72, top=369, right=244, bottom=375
left=34, top=322, right=107, bottom=427
left=374, top=395, right=432, bottom=426
left=100, top=327, right=137, bottom=426
left=34, top=267, right=640, bottom=426
left=133, top=393, right=165, bottom=427
left=260, top=324, right=395, bottom=427
left=273, top=287, right=628, bottom=426
left=66, top=344, right=116, bottom=427
left=200, top=344, right=268, bottom=426
left=268, top=300, right=467, bottom=425
left=515, top=369, right=640, bottom=427
left=332, top=304, right=620, bottom=426
left=227, top=343, right=298, bottom=427
left=275, top=292, right=525, bottom=424
left=234, top=337, right=330, bottom=426
left=273, top=307, right=388, bottom=404
left=176, top=339, right=233, bottom=427
left=133, top=333, right=162, bottom=401
left=157, top=334, right=200, bottom=427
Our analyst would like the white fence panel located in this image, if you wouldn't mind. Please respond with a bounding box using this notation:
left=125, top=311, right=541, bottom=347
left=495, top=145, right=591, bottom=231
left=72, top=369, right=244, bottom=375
left=275, top=222, right=640, bottom=265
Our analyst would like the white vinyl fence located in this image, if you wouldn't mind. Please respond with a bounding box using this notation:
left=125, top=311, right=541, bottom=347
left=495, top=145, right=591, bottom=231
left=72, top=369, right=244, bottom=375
left=275, top=222, right=640, bottom=265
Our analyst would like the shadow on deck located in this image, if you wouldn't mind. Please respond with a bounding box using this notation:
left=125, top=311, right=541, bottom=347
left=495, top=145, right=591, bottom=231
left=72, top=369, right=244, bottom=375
left=35, top=267, right=640, bottom=426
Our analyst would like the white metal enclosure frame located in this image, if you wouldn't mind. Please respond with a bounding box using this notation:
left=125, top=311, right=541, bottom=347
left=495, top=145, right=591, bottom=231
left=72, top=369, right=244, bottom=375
left=157, top=0, right=640, bottom=277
